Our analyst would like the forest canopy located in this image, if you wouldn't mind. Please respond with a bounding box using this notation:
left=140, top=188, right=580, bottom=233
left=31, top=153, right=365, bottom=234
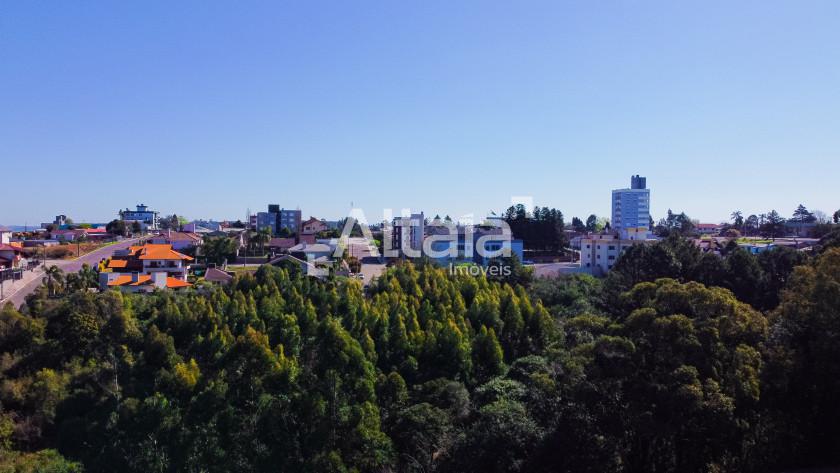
left=2, top=244, right=840, bottom=472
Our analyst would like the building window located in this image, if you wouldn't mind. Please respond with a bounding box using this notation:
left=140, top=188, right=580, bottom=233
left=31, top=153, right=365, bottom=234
left=608, top=245, right=615, bottom=250
left=608, top=255, right=615, bottom=260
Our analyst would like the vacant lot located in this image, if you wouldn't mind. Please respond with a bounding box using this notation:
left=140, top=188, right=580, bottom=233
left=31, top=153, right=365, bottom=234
left=20, top=241, right=118, bottom=260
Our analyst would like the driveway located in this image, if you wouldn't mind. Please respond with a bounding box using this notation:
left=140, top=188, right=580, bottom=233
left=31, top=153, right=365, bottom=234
left=1, top=237, right=142, bottom=309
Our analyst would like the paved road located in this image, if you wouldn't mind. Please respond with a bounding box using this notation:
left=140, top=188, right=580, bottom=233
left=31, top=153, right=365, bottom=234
left=2, top=238, right=142, bottom=309
left=347, top=237, right=386, bottom=286
left=532, top=262, right=584, bottom=278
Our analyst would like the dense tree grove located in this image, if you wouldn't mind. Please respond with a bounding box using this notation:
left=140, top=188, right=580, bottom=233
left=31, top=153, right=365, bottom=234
left=2, top=241, right=840, bottom=472
left=503, top=205, right=568, bottom=252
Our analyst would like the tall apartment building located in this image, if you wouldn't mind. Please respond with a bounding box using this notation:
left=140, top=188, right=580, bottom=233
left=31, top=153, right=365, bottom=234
left=611, top=175, right=650, bottom=239
left=256, top=205, right=301, bottom=236
left=391, top=212, right=425, bottom=256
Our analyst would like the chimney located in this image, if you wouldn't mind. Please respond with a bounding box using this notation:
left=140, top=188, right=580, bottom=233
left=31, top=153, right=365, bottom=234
left=152, top=271, right=167, bottom=288
left=131, top=272, right=140, bottom=283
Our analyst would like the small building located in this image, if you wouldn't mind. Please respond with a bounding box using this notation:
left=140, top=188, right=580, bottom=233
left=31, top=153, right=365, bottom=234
left=0, top=227, right=12, bottom=245
left=204, top=267, right=234, bottom=285
left=289, top=242, right=335, bottom=261
left=302, top=217, right=328, bottom=235
left=299, top=233, right=317, bottom=245
left=268, top=237, right=296, bottom=254
left=0, top=244, right=23, bottom=269
left=150, top=230, right=202, bottom=251
left=696, top=223, right=722, bottom=236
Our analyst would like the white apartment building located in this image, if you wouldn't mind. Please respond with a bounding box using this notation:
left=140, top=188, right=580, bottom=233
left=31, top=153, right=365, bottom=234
left=578, top=231, right=653, bottom=276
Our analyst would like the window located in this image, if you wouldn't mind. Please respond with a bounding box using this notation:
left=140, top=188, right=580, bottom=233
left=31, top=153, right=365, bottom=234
left=608, top=245, right=616, bottom=250
left=608, top=255, right=615, bottom=260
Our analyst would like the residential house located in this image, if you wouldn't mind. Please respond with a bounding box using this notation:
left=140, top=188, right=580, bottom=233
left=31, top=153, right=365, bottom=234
left=100, top=243, right=193, bottom=292
left=150, top=230, right=202, bottom=251
left=696, top=223, right=722, bottom=236
left=302, top=217, right=328, bottom=235
left=289, top=242, right=335, bottom=262
left=268, top=237, right=296, bottom=254
left=50, top=227, right=110, bottom=242
left=0, top=244, right=23, bottom=269
left=0, top=227, right=11, bottom=245
left=204, top=267, right=234, bottom=285
left=183, top=220, right=222, bottom=232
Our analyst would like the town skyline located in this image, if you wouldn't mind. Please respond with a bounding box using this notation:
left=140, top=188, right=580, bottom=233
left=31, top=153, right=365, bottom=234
left=3, top=1, right=839, bottom=224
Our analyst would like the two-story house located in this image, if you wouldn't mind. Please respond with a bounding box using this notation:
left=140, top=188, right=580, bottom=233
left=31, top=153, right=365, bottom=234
left=100, top=243, right=193, bottom=292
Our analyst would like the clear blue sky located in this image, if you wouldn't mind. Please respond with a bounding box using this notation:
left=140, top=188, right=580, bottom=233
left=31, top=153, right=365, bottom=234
left=2, top=1, right=839, bottom=226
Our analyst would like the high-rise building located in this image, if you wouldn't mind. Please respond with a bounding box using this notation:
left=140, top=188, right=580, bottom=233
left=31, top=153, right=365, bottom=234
left=611, top=175, right=650, bottom=239
left=256, top=205, right=301, bottom=236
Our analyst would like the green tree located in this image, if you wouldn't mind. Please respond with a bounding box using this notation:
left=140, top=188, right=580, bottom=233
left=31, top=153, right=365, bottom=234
left=106, top=219, right=127, bottom=236
left=472, top=326, right=505, bottom=383
left=42, top=265, right=65, bottom=297
left=791, top=204, right=815, bottom=223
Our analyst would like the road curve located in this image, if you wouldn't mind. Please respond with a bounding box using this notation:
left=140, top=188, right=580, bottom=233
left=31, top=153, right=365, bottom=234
left=4, top=238, right=142, bottom=310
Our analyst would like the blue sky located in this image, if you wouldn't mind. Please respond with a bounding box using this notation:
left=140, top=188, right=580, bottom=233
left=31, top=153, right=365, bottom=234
left=2, top=1, right=839, bottom=226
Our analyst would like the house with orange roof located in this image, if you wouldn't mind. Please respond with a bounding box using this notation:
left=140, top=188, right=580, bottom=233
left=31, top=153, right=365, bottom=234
left=100, top=243, right=193, bottom=292
left=103, top=272, right=192, bottom=293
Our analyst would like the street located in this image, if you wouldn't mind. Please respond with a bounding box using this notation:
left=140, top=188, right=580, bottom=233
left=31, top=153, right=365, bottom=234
left=1, top=237, right=142, bottom=309
left=347, top=237, right=386, bottom=286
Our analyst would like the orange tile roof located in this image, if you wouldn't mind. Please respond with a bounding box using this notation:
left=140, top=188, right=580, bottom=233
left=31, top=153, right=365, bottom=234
left=108, top=259, right=129, bottom=268
left=107, top=274, right=192, bottom=289
left=137, top=244, right=194, bottom=261
left=166, top=278, right=192, bottom=288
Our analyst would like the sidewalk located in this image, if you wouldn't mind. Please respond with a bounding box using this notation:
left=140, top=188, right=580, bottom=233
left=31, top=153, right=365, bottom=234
left=0, top=265, right=45, bottom=306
